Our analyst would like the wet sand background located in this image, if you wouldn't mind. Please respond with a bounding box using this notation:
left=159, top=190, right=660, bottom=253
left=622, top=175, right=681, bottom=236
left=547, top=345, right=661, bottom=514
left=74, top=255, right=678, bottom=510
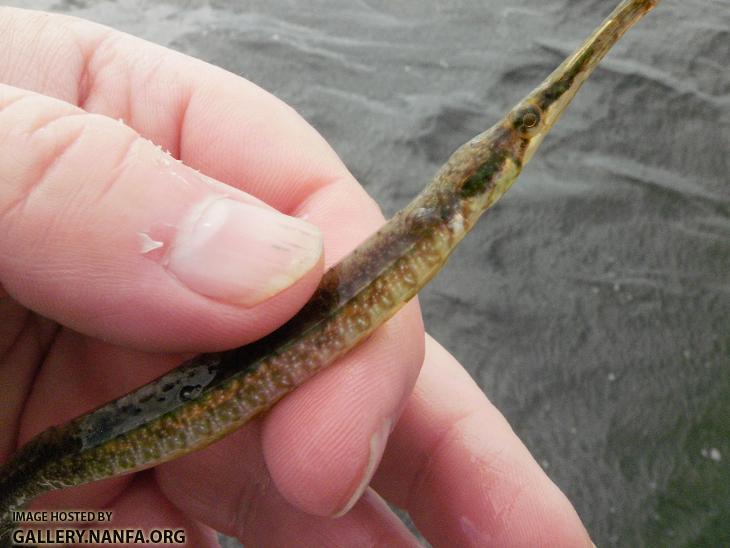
left=6, top=1, right=729, bottom=546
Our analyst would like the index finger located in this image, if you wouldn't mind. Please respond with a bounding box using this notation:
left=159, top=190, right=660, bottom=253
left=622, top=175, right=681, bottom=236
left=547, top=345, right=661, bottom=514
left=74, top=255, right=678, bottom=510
left=373, top=335, right=592, bottom=547
left=0, top=6, right=349, bottom=218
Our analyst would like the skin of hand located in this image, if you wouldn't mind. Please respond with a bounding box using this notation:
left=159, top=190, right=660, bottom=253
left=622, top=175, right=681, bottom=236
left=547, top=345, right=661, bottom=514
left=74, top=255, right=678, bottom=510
left=0, top=7, right=592, bottom=547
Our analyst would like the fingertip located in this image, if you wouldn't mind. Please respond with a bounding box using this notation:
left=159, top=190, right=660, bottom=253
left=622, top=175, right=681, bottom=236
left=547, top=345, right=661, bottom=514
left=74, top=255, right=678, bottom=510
left=331, top=416, right=394, bottom=518
left=413, top=408, right=591, bottom=547
left=156, top=428, right=421, bottom=547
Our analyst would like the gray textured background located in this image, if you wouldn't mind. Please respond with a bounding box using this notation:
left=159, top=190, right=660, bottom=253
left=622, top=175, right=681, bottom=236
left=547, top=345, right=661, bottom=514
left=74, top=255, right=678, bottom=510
left=6, top=1, right=729, bottom=546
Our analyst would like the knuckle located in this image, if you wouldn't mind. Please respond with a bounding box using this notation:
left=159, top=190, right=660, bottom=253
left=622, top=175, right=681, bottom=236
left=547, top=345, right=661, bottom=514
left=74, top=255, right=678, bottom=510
left=0, top=91, right=87, bottom=219
left=0, top=91, right=142, bottom=237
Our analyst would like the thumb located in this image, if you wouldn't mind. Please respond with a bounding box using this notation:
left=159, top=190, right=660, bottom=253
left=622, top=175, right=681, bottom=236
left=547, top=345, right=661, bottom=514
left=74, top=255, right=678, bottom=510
left=0, top=84, right=324, bottom=351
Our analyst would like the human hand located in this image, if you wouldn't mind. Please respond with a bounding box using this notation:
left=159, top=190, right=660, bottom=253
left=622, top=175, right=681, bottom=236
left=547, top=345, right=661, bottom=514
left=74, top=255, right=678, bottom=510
left=0, top=8, right=591, bottom=546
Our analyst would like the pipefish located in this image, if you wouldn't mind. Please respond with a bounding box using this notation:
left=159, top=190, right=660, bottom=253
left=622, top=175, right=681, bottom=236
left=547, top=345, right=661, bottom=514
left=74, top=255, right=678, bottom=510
left=0, top=0, right=659, bottom=541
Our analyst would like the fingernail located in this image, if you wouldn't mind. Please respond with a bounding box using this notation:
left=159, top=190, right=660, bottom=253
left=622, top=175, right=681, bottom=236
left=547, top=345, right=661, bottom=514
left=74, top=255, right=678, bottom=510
left=333, top=417, right=393, bottom=518
left=166, top=198, right=322, bottom=306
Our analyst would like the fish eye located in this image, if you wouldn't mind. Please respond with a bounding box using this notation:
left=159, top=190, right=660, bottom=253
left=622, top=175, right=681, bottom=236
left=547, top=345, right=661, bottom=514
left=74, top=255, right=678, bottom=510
left=513, top=106, right=541, bottom=133
left=522, top=110, right=539, bottom=128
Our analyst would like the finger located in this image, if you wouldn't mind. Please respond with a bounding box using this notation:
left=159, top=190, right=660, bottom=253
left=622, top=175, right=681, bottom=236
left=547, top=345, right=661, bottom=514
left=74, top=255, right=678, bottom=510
left=1, top=4, right=424, bottom=406
left=258, top=174, right=425, bottom=517
left=157, top=422, right=420, bottom=547
left=0, top=7, right=374, bottom=269
left=372, top=335, right=592, bottom=548
left=0, top=84, right=323, bottom=352
left=0, top=7, right=351, bottom=212
left=0, top=8, right=406, bottom=352
left=26, top=474, right=216, bottom=547
left=0, top=301, right=56, bottom=462
left=261, top=299, right=423, bottom=517
left=102, top=472, right=218, bottom=547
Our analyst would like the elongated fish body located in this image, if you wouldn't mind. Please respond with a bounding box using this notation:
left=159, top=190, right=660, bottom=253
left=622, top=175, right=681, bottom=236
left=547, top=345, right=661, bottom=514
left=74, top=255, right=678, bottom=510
left=0, top=0, right=659, bottom=541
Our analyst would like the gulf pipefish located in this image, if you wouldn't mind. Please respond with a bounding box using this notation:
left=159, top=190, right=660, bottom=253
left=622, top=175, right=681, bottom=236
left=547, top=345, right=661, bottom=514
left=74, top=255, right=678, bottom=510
left=0, top=0, right=659, bottom=541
